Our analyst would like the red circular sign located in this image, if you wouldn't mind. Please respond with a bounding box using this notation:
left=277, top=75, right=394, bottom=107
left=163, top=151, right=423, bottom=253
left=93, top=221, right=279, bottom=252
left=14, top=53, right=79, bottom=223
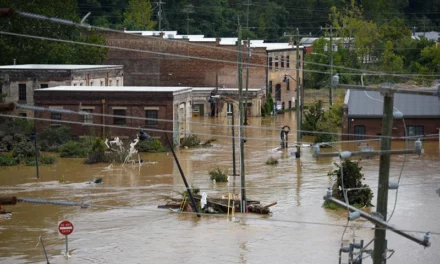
left=58, top=221, right=74, bottom=236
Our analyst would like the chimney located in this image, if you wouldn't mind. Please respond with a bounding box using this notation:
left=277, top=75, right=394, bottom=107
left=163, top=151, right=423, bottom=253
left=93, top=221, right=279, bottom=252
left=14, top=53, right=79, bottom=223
left=159, top=32, right=165, bottom=38
left=216, top=37, right=221, bottom=46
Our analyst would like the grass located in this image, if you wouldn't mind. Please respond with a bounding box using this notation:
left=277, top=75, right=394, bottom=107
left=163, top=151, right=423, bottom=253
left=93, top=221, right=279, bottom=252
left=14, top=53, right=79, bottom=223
left=209, top=167, right=228, bottom=182
left=265, top=157, right=279, bottom=165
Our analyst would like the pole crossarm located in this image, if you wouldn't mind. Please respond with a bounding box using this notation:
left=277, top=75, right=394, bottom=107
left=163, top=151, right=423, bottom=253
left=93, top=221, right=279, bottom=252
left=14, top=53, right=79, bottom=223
left=313, top=148, right=423, bottom=158
left=323, top=195, right=431, bottom=248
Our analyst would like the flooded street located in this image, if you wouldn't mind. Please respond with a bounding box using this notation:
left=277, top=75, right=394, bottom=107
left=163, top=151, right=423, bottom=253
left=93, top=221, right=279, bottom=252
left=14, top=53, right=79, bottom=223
left=0, top=112, right=439, bottom=264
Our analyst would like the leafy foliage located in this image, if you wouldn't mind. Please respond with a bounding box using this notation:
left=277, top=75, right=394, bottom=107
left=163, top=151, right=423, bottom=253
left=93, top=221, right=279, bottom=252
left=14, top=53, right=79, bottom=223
left=25, top=155, right=56, bottom=166
left=124, top=0, right=156, bottom=30
left=12, top=141, right=37, bottom=161
left=0, top=154, right=18, bottom=166
left=302, top=100, right=324, bottom=134
left=136, top=138, right=167, bottom=152
left=328, top=159, right=374, bottom=207
left=265, top=157, right=279, bottom=165
left=84, top=138, right=108, bottom=164
left=180, top=135, right=201, bottom=148
left=38, top=126, right=71, bottom=152
left=59, top=141, right=89, bottom=158
left=209, top=167, right=228, bottom=182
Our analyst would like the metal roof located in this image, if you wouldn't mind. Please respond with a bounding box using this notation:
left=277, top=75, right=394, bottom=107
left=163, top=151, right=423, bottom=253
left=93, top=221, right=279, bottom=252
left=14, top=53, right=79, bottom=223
left=35, top=86, right=191, bottom=92
left=0, top=64, right=123, bottom=70
left=346, top=89, right=440, bottom=117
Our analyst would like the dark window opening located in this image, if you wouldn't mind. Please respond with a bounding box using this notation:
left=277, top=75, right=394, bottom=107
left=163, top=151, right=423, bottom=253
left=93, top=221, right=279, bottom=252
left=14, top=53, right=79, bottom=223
left=19, top=113, right=27, bottom=117
left=275, top=56, right=278, bottom=69
left=281, top=55, right=284, bottom=68
left=146, top=110, right=158, bottom=126
left=288, top=100, right=292, bottom=109
left=82, top=109, right=93, bottom=124
left=286, top=79, right=290, bottom=91
left=113, top=109, right=126, bottom=125
left=275, top=84, right=281, bottom=101
left=269, top=57, right=273, bottom=69
left=286, top=56, right=290, bottom=68
left=51, top=113, right=61, bottom=123
left=19, top=84, right=26, bottom=101
left=354, top=125, right=366, bottom=140
left=40, top=84, right=48, bottom=88
left=269, top=80, right=273, bottom=94
left=406, top=126, right=424, bottom=137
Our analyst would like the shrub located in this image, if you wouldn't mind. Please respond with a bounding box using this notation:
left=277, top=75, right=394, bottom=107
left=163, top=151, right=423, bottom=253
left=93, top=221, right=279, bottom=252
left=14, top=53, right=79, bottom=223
left=38, top=126, right=71, bottom=151
left=327, top=159, right=374, bottom=208
left=314, top=117, right=339, bottom=144
left=136, top=138, right=166, bottom=152
left=59, top=141, right=88, bottom=158
left=181, top=135, right=201, bottom=148
left=0, top=154, right=18, bottom=166
left=25, top=155, right=56, bottom=166
left=84, top=138, right=108, bottom=164
left=209, top=167, right=228, bottom=182
left=12, top=141, right=36, bottom=161
left=265, top=157, right=279, bottom=165
left=201, top=138, right=216, bottom=147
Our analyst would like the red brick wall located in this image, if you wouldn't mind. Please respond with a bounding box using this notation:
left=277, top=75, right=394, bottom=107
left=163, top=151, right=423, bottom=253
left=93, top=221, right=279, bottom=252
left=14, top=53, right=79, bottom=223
left=342, top=117, right=440, bottom=140
left=102, top=33, right=268, bottom=88
left=34, top=91, right=174, bottom=143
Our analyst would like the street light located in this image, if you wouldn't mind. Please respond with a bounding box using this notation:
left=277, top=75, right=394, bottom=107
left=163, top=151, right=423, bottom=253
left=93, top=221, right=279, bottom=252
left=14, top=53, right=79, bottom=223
left=30, top=131, right=39, bottom=179
left=283, top=74, right=302, bottom=158
left=325, top=43, right=338, bottom=106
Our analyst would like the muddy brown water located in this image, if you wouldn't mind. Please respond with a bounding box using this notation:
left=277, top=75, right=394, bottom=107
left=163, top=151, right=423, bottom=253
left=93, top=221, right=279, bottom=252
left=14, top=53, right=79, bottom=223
left=0, top=112, right=439, bottom=263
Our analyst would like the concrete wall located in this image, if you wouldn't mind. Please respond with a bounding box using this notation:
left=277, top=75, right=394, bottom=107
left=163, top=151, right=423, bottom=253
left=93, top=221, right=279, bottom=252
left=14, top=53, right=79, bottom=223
left=103, top=33, right=268, bottom=89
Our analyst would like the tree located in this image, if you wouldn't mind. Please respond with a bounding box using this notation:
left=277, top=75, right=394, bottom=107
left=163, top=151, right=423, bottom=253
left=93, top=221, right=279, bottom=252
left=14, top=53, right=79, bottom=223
left=123, top=0, right=157, bottom=30
left=302, top=100, right=324, bottom=134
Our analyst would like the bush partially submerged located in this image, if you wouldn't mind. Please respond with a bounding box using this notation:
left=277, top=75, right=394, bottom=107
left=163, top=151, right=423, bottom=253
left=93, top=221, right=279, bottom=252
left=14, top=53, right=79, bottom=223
left=181, top=135, right=201, bottom=148
left=209, top=167, right=228, bottom=182
left=12, top=141, right=37, bottom=161
left=25, top=155, right=56, bottom=166
left=59, top=141, right=88, bottom=158
left=84, top=138, right=108, bottom=164
left=38, top=126, right=71, bottom=152
left=136, top=138, right=167, bottom=152
left=0, top=154, right=18, bottom=166
left=201, top=138, right=216, bottom=147
left=265, top=157, right=279, bottom=165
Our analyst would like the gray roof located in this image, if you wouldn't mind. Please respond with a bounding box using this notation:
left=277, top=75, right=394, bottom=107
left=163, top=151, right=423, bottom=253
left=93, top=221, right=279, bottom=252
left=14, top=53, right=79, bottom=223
left=412, top=31, right=440, bottom=41
left=0, top=64, right=123, bottom=70
left=36, top=86, right=191, bottom=92
left=346, top=90, right=440, bottom=117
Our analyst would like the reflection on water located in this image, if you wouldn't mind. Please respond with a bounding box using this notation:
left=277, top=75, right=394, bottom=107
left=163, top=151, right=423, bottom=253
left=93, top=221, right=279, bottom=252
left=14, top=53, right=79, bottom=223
left=0, top=112, right=439, bottom=263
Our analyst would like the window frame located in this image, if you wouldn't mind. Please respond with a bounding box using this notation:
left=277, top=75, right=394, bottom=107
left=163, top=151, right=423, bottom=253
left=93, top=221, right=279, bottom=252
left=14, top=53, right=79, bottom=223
left=275, top=56, right=279, bottom=70
left=145, top=109, right=158, bottom=126
left=269, top=57, right=273, bottom=69
left=354, top=125, right=366, bottom=140
left=113, top=109, right=126, bottom=126
left=406, top=125, right=424, bottom=137
left=286, top=55, right=290, bottom=68
left=18, top=84, right=26, bottom=101
left=82, top=109, right=93, bottom=124
left=281, top=55, right=284, bottom=68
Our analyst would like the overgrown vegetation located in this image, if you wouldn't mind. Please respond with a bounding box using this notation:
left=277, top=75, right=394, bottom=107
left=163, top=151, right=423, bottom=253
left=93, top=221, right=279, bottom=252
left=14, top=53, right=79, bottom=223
left=261, top=93, right=274, bottom=117
left=0, top=154, right=18, bottom=166
left=324, top=159, right=373, bottom=209
left=59, top=141, right=89, bottom=158
left=209, top=167, right=228, bottom=182
left=180, top=135, right=201, bottom=148
left=38, top=126, right=72, bottom=152
left=136, top=138, right=167, bottom=152
left=302, top=99, right=343, bottom=144
left=201, top=138, right=216, bottom=147
left=84, top=138, right=108, bottom=164
left=25, top=155, right=56, bottom=166
left=265, top=157, right=279, bottom=165
left=182, top=185, right=200, bottom=198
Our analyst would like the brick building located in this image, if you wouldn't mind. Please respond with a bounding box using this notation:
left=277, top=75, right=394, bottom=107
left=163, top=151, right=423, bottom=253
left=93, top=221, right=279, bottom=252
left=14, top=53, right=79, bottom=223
left=266, top=46, right=304, bottom=111
left=103, top=32, right=268, bottom=88
left=0, top=64, right=123, bottom=117
left=342, top=89, right=440, bottom=140
left=34, top=86, right=192, bottom=145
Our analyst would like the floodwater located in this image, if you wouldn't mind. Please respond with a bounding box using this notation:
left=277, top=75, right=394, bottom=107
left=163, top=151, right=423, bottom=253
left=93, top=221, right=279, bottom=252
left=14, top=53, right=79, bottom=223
left=0, top=112, right=439, bottom=264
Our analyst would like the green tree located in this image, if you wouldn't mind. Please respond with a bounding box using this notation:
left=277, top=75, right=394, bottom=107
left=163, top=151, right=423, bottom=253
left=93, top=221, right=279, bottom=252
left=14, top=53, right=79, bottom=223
left=124, top=0, right=157, bottom=30
left=302, top=100, right=324, bottom=134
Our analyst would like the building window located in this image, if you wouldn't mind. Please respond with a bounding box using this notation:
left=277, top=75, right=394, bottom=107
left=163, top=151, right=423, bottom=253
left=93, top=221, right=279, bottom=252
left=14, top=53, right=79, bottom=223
left=269, top=57, right=273, bottom=69
left=288, top=100, right=292, bottom=109
left=275, top=56, right=278, bottom=69
left=116, top=80, right=120, bottom=86
left=281, top=55, right=284, bottom=68
left=40, top=84, right=48, bottom=88
left=286, top=79, right=290, bottom=91
left=19, top=113, right=27, bottom=117
left=354, top=125, right=366, bottom=140
left=275, top=84, right=281, bottom=101
left=19, top=84, right=26, bottom=101
left=82, top=109, right=93, bottom=124
left=113, top=109, right=126, bottom=125
left=227, top=103, right=233, bottom=115
left=101, top=81, right=104, bottom=86
left=73, top=83, right=77, bottom=86
left=109, top=80, right=113, bottom=86
left=51, top=112, right=62, bottom=124
left=286, top=55, right=290, bottom=68
left=90, top=81, right=94, bottom=86
left=406, top=126, right=424, bottom=137
left=80, top=83, right=83, bottom=86
left=269, top=80, right=273, bottom=94
left=145, top=110, right=158, bottom=126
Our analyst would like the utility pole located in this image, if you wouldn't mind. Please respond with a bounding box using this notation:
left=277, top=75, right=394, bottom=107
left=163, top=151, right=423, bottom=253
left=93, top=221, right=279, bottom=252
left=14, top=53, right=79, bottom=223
left=329, top=25, right=334, bottom=106
left=155, top=0, right=165, bottom=31
left=244, top=38, right=250, bottom=125
left=373, top=89, right=394, bottom=264
left=231, top=104, right=237, bottom=176
left=244, top=0, right=251, bottom=29
left=182, top=4, right=194, bottom=35
left=237, top=25, right=246, bottom=213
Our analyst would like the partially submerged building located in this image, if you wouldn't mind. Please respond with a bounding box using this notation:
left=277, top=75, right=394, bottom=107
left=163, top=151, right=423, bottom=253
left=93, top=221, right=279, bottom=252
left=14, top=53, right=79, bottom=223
left=342, top=89, right=440, bottom=140
left=0, top=64, right=124, bottom=117
left=34, top=86, right=192, bottom=145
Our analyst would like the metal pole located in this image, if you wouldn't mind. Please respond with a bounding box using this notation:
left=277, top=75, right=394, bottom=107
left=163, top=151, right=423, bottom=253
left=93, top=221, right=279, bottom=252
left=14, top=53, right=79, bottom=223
left=231, top=104, right=237, bottom=176
left=373, top=92, right=394, bottom=264
left=295, top=29, right=301, bottom=158
left=65, top=236, right=68, bottom=257
left=164, top=133, right=201, bottom=217
left=238, top=25, right=246, bottom=213
left=329, top=26, right=334, bottom=106
left=34, top=133, right=40, bottom=179
left=39, top=236, right=50, bottom=264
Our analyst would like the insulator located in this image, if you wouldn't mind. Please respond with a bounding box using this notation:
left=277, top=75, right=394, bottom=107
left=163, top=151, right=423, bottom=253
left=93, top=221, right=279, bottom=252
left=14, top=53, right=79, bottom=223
left=339, top=151, right=352, bottom=159
left=389, top=182, right=399, bottom=190
left=348, top=211, right=361, bottom=221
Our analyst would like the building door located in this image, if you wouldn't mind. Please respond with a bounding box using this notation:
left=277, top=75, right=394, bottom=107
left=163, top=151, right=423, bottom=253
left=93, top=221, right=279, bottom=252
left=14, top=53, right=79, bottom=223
left=354, top=125, right=366, bottom=140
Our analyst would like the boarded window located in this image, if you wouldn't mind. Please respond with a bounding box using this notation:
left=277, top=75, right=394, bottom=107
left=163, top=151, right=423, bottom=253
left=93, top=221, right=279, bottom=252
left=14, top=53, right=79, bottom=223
left=19, top=84, right=26, bottom=101
left=113, top=109, right=126, bottom=125
left=145, top=110, right=158, bottom=126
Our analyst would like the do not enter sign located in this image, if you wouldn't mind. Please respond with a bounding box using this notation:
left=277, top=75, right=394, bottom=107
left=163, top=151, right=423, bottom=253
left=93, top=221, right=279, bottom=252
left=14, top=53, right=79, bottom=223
left=58, top=221, right=74, bottom=236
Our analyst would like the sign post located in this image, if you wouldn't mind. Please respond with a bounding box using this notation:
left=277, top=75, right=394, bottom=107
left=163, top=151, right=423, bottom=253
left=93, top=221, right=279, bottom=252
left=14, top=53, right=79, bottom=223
left=58, top=221, right=74, bottom=257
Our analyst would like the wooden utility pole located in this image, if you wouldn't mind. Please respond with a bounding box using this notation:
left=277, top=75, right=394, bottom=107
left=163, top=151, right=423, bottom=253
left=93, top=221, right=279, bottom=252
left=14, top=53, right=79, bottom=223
left=329, top=26, right=334, bottom=106
left=237, top=25, right=246, bottom=213
left=244, top=38, right=250, bottom=125
left=373, top=91, right=394, bottom=264
left=295, top=28, right=301, bottom=157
